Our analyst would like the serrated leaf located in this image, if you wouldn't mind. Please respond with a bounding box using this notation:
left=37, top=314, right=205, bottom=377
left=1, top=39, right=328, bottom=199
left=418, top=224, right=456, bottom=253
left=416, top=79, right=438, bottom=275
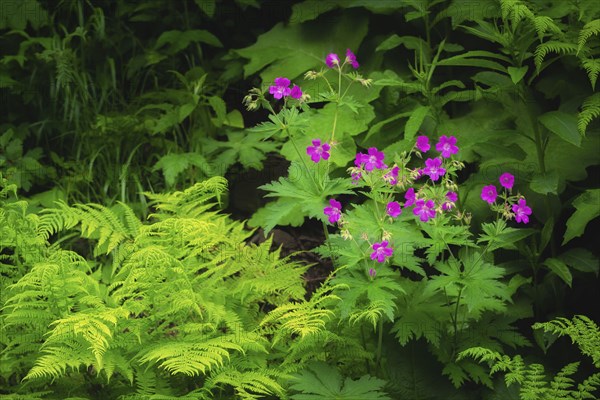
left=152, top=153, right=211, bottom=186
left=563, top=189, right=600, bottom=244
left=543, top=258, right=572, bottom=287
left=558, top=248, right=599, bottom=276
left=507, top=65, right=528, bottom=84
left=248, top=198, right=304, bottom=235
left=538, top=111, right=581, bottom=147
left=208, top=96, right=227, bottom=127
left=235, top=13, right=368, bottom=83
left=404, top=105, right=430, bottom=141
left=223, top=110, right=244, bottom=128
left=194, top=0, right=215, bottom=17
left=529, top=171, right=559, bottom=195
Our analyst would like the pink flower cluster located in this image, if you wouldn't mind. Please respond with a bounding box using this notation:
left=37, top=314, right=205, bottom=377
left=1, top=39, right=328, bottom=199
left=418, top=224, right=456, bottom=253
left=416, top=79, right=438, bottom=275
left=326, top=49, right=359, bottom=69
left=481, top=172, right=532, bottom=224
left=269, top=77, right=302, bottom=100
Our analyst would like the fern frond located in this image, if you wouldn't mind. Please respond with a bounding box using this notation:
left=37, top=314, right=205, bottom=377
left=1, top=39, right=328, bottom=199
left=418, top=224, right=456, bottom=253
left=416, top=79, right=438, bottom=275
left=582, top=58, right=600, bottom=90
left=145, top=176, right=228, bottom=219
left=534, top=41, right=579, bottom=70
left=204, top=367, right=289, bottom=399
left=532, top=16, right=562, bottom=41
left=533, top=315, right=600, bottom=367
left=578, top=19, right=600, bottom=54
left=578, top=93, right=600, bottom=135
left=500, top=0, right=535, bottom=28
left=138, top=334, right=246, bottom=376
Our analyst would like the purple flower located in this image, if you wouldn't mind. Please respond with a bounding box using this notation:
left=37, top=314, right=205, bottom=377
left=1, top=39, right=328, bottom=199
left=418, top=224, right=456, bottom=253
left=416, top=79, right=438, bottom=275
left=363, top=147, right=386, bottom=171
left=354, top=152, right=365, bottom=167
left=290, top=85, right=303, bottom=99
left=351, top=171, right=362, bottom=184
left=404, top=187, right=416, bottom=207
left=306, top=139, right=331, bottom=163
left=481, top=185, right=498, bottom=204
left=512, top=198, right=532, bottom=224
left=384, top=166, right=399, bottom=185
left=371, top=241, right=393, bottom=263
left=386, top=201, right=402, bottom=218
left=326, top=53, right=340, bottom=68
left=413, top=199, right=436, bottom=222
left=269, top=77, right=291, bottom=100
left=423, top=158, right=446, bottom=181
left=346, top=48, right=359, bottom=69
left=324, top=199, right=342, bottom=224
left=499, top=172, right=514, bottom=190
left=414, top=168, right=425, bottom=179
left=369, top=267, right=377, bottom=278
left=416, top=135, right=430, bottom=152
left=442, top=191, right=458, bottom=211
left=435, top=135, right=459, bottom=158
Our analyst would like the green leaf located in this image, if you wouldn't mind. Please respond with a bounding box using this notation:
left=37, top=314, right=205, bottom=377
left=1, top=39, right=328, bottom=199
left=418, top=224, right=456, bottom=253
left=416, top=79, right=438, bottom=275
left=223, top=110, right=244, bottom=129
left=0, top=0, right=48, bottom=30
left=194, top=0, right=215, bottom=17
left=538, top=111, right=581, bottom=147
left=404, top=106, right=430, bottom=141
left=543, top=258, right=572, bottom=287
left=152, top=153, right=211, bottom=186
left=529, top=171, right=559, bottom=195
left=235, top=13, right=368, bottom=83
left=558, top=248, right=599, bottom=276
left=248, top=198, right=304, bottom=235
left=539, top=217, right=554, bottom=253
left=436, top=51, right=511, bottom=73
left=155, top=30, right=222, bottom=54
left=290, top=362, right=390, bottom=400
left=563, top=189, right=600, bottom=244
left=507, top=66, right=528, bottom=84
left=203, top=131, right=278, bottom=171
left=208, top=96, right=227, bottom=126
left=478, top=220, right=536, bottom=252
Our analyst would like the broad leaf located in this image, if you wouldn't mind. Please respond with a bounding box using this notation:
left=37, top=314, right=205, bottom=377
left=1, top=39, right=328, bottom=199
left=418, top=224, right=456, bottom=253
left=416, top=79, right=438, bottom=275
left=563, top=189, right=600, bottom=244
left=538, top=111, right=581, bottom=147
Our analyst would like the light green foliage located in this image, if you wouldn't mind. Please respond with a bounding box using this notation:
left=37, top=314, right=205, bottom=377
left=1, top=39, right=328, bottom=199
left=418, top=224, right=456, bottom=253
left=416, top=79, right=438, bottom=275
left=533, top=315, right=600, bottom=368
left=460, top=315, right=600, bottom=399
left=0, top=177, right=312, bottom=398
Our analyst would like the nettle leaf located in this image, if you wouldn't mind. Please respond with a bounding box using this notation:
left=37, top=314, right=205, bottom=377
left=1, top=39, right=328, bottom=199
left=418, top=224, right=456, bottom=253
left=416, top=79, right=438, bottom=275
left=538, top=111, right=582, bottom=147
left=154, top=30, right=222, bottom=54
left=290, top=362, right=390, bottom=400
left=543, top=258, right=573, bottom=287
left=507, top=66, right=528, bottom=84
left=558, top=248, right=599, bottom=276
left=404, top=105, right=430, bottom=142
left=289, top=0, right=398, bottom=24
left=436, top=51, right=511, bottom=73
left=518, top=127, right=599, bottom=189
left=235, top=13, right=368, bottom=83
left=530, top=171, right=560, bottom=195
left=563, top=189, right=600, bottom=245
left=202, top=131, right=278, bottom=171
left=478, top=219, right=536, bottom=252
left=152, top=153, right=212, bottom=186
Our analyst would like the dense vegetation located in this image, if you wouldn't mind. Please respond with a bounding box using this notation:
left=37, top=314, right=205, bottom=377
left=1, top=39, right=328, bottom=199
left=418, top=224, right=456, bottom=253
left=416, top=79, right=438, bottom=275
left=1, top=0, right=599, bottom=399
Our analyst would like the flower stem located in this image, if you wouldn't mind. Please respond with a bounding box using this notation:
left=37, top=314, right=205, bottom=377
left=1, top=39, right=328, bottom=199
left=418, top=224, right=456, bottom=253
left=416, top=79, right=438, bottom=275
left=376, top=317, right=384, bottom=370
